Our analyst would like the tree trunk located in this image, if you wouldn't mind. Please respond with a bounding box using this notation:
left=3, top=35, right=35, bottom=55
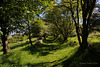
left=43, top=33, right=46, bottom=40
left=76, top=26, right=82, bottom=46
left=1, top=28, right=10, bottom=54
left=28, top=33, right=33, bottom=46
left=82, top=30, right=88, bottom=49
left=81, top=16, right=88, bottom=49
left=76, top=0, right=82, bottom=47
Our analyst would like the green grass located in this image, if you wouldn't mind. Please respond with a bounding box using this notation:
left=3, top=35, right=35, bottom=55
left=0, top=31, right=100, bottom=67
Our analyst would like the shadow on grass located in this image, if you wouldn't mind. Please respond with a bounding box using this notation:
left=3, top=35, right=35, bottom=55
left=10, top=40, right=37, bottom=50
left=19, top=47, right=78, bottom=67
left=43, top=36, right=58, bottom=43
left=21, top=43, right=60, bottom=56
left=0, top=41, right=30, bottom=52
left=44, top=36, right=65, bottom=44
left=25, top=42, right=100, bottom=67
left=92, top=42, right=100, bottom=51
left=10, top=41, right=30, bottom=50
left=21, top=37, right=59, bottom=55
left=54, top=44, right=100, bottom=67
left=21, top=36, right=77, bottom=57
left=43, top=40, right=53, bottom=43
left=0, top=52, right=22, bottom=67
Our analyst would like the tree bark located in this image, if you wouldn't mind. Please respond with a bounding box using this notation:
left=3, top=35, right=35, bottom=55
left=27, top=20, right=33, bottom=46
left=68, top=0, right=82, bottom=47
left=76, top=0, right=82, bottom=46
left=43, top=33, right=46, bottom=40
left=1, top=28, right=10, bottom=54
left=80, top=0, right=96, bottom=49
left=81, top=27, right=88, bottom=48
left=81, top=12, right=88, bottom=48
left=28, top=33, right=33, bottom=46
left=76, top=26, right=82, bottom=46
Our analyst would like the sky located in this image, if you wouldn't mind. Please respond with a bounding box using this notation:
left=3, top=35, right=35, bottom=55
left=97, top=0, right=100, bottom=4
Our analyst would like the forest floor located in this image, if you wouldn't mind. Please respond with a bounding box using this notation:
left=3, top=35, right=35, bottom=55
left=0, top=31, right=100, bottom=67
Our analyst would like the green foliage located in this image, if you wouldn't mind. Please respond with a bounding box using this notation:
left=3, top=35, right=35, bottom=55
left=31, top=19, right=49, bottom=37
left=0, top=0, right=26, bottom=32
left=0, top=0, right=54, bottom=53
left=0, top=0, right=99, bottom=66
left=45, top=5, right=74, bottom=41
left=31, top=21, right=41, bottom=37
left=0, top=31, right=3, bottom=37
left=48, top=23, right=60, bottom=36
left=8, top=34, right=27, bottom=44
left=0, top=0, right=53, bottom=36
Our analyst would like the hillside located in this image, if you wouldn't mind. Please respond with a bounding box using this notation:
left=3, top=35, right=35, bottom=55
left=0, top=31, right=100, bottom=67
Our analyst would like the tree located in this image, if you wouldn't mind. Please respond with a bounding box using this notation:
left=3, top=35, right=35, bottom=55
left=61, top=0, right=96, bottom=48
left=31, top=19, right=47, bottom=37
left=45, top=5, right=74, bottom=42
left=0, top=0, right=54, bottom=54
left=21, top=0, right=54, bottom=45
left=0, top=0, right=26, bottom=54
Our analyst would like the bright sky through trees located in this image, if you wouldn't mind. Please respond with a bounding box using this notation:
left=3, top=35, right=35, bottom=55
left=97, top=0, right=100, bottom=4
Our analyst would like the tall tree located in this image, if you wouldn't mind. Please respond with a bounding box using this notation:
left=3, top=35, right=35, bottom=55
left=0, top=0, right=54, bottom=54
left=0, top=0, right=25, bottom=54
left=45, top=5, right=74, bottom=42
left=21, top=0, right=54, bottom=45
left=61, top=0, right=96, bottom=48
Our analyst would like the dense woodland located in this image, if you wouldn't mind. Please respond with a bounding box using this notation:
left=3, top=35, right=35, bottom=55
left=0, top=0, right=100, bottom=67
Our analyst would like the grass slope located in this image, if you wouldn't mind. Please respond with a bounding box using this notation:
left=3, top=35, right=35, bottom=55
left=0, top=31, right=100, bottom=67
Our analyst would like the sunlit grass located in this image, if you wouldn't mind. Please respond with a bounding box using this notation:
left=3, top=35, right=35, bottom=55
left=0, top=31, right=100, bottom=67
left=0, top=36, right=79, bottom=67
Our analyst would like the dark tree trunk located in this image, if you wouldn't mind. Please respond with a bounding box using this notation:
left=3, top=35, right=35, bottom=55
left=82, top=29, right=88, bottom=49
left=28, top=33, right=33, bottom=46
left=76, top=26, right=82, bottom=46
left=1, top=28, right=10, bottom=54
left=81, top=14, right=88, bottom=49
left=44, top=36, right=46, bottom=40
left=27, top=21, right=33, bottom=46
left=68, top=0, right=96, bottom=49
left=43, top=33, right=46, bottom=40
left=76, top=0, right=82, bottom=47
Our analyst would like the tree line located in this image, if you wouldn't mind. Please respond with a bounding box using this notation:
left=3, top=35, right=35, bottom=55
left=0, top=0, right=98, bottom=54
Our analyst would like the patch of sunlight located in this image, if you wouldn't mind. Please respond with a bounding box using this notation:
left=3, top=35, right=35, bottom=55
left=18, top=45, right=79, bottom=66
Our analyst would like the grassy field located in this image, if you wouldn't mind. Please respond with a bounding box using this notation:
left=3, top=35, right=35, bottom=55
left=0, top=31, right=100, bottom=67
